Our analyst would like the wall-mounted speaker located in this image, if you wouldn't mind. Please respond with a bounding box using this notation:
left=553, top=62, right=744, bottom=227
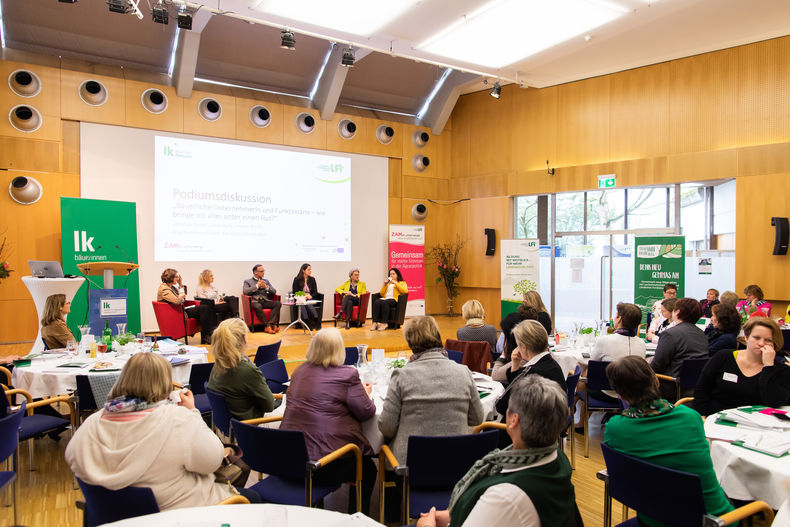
left=412, top=154, right=430, bottom=172
left=771, top=217, right=789, bottom=255
left=8, top=105, right=42, bottom=133
left=296, top=112, right=316, bottom=134
left=338, top=119, right=357, bottom=139
left=249, top=105, right=271, bottom=128
left=141, top=88, right=168, bottom=114
left=376, top=124, right=394, bottom=145
left=198, top=98, right=222, bottom=121
left=8, top=69, right=41, bottom=97
left=412, top=130, right=429, bottom=147
left=9, top=175, right=43, bottom=205
left=412, top=203, right=427, bottom=222
left=485, top=228, right=496, bottom=256
left=78, top=79, right=108, bottom=106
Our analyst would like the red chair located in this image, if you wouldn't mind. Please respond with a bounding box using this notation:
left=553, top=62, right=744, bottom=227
left=241, top=294, right=281, bottom=332
left=151, top=300, right=200, bottom=344
left=333, top=292, right=370, bottom=328
left=444, top=339, right=492, bottom=374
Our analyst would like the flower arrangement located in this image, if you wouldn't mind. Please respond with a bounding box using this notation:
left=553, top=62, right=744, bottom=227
left=426, top=236, right=465, bottom=315
left=0, top=234, right=12, bottom=284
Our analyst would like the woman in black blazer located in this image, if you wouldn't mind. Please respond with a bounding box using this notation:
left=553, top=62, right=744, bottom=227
left=292, top=263, right=322, bottom=330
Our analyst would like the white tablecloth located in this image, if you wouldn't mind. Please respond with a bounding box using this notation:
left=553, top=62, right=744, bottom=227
left=549, top=340, right=657, bottom=374
left=104, top=503, right=384, bottom=527
left=704, top=413, right=790, bottom=509
left=11, top=349, right=207, bottom=399
left=21, top=275, right=85, bottom=354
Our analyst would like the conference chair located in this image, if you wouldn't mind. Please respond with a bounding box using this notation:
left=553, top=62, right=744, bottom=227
left=259, top=359, right=289, bottom=394
left=231, top=416, right=363, bottom=510
left=598, top=443, right=774, bottom=527
left=445, top=349, right=463, bottom=365
left=75, top=373, right=121, bottom=425
left=0, top=401, right=25, bottom=526
left=187, top=362, right=214, bottom=417
left=240, top=294, right=281, bottom=333
left=205, top=386, right=234, bottom=441
left=371, top=292, right=409, bottom=329
left=577, top=360, right=624, bottom=458
left=151, top=300, right=200, bottom=344
left=782, top=328, right=790, bottom=351
left=655, top=357, right=709, bottom=402
left=564, top=366, right=582, bottom=469
left=344, top=346, right=359, bottom=366
left=378, top=430, right=499, bottom=524
left=333, top=292, right=371, bottom=328
left=444, top=339, right=492, bottom=374
left=253, top=341, right=281, bottom=367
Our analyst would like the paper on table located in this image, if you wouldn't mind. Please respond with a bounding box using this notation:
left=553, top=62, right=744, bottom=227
left=327, top=511, right=385, bottom=527
left=706, top=426, right=748, bottom=442
left=721, top=408, right=790, bottom=430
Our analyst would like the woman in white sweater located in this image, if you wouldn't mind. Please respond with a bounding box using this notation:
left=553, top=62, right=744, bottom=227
left=65, top=353, right=256, bottom=510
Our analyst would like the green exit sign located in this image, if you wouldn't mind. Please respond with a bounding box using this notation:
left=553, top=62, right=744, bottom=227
left=598, top=174, right=616, bottom=188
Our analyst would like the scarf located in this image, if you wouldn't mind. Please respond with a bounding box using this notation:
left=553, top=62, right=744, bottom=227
left=622, top=398, right=674, bottom=419
left=465, top=318, right=485, bottom=327
left=104, top=396, right=168, bottom=413
left=448, top=443, right=558, bottom=513
left=614, top=328, right=636, bottom=337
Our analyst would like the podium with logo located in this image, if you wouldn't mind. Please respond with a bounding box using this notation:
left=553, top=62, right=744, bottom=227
left=77, top=262, right=139, bottom=336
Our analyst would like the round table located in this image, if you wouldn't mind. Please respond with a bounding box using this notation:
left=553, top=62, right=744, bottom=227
left=103, top=503, right=383, bottom=526
left=21, top=275, right=85, bottom=354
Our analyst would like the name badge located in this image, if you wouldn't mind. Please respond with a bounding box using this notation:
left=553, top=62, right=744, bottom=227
left=722, top=372, right=738, bottom=383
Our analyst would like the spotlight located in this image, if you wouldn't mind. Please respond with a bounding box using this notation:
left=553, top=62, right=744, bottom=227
left=177, top=12, right=192, bottom=30
left=490, top=81, right=501, bottom=99
left=58, top=0, right=78, bottom=3
left=152, top=4, right=168, bottom=24
left=107, top=0, right=127, bottom=14
left=280, top=29, right=295, bottom=50
left=341, top=46, right=355, bottom=67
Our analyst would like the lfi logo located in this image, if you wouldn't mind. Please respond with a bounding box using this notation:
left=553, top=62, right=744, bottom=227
left=73, top=231, right=95, bottom=252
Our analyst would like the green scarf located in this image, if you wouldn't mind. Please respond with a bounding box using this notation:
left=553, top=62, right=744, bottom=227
left=448, top=442, right=558, bottom=513
left=622, top=398, right=674, bottom=419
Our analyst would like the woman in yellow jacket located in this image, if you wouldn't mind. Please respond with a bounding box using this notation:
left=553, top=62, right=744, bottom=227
left=334, top=268, right=367, bottom=330
left=371, top=268, right=408, bottom=331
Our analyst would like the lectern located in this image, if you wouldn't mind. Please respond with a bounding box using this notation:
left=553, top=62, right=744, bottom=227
left=77, top=262, right=139, bottom=337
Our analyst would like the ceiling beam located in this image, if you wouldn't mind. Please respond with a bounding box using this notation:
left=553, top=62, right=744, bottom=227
left=419, top=70, right=478, bottom=135
left=312, top=44, right=371, bottom=121
left=172, top=9, right=214, bottom=98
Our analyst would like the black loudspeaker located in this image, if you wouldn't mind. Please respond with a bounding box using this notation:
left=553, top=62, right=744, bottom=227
left=484, top=228, right=496, bottom=256
left=771, top=217, right=789, bottom=255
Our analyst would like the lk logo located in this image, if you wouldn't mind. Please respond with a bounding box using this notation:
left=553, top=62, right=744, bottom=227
left=73, top=231, right=95, bottom=252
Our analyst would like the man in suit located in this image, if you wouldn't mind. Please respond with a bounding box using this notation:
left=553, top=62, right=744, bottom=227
left=242, top=264, right=281, bottom=334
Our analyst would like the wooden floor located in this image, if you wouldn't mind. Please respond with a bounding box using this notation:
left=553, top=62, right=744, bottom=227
left=0, top=315, right=765, bottom=526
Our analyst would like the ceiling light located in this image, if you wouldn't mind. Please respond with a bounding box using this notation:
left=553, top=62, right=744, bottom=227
left=280, top=29, right=295, bottom=50
left=58, top=0, right=78, bottom=3
left=341, top=46, right=355, bottom=67
left=177, top=12, right=192, bottom=30
left=490, top=81, right=501, bottom=99
left=419, top=0, right=626, bottom=68
left=107, top=0, right=143, bottom=20
left=152, top=3, right=168, bottom=24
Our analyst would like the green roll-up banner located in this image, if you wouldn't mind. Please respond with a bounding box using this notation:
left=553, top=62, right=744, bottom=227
left=60, top=198, right=140, bottom=336
left=634, top=235, right=685, bottom=323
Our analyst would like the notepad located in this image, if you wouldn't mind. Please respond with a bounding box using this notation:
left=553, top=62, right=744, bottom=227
left=57, top=362, right=89, bottom=368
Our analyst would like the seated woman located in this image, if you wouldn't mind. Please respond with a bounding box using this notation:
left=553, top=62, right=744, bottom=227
left=704, top=303, right=741, bottom=355
left=736, top=284, right=772, bottom=317
left=65, top=352, right=259, bottom=509
left=196, top=269, right=239, bottom=321
left=605, top=356, right=734, bottom=525
left=492, top=304, right=539, bottom=383
left=280, top=328, right=377, bottom=514
left=694, top=317, right=790, bottom=416
left=292, top=263, right=322, bottom=331
left=416, top=376, right=581, bottom=527
left=456, top=299, right=498, bottom=355
left=699, top=288, right=720, bottom=318
left=158, top=268, right=217, bottom=344
left=523, top=291, right=552, bottom=336
left=370, top=268, right=408, bottom=331
left=206, top=318, right=275, bottom=421
left=646, top=298, right=676, bottom=344
left=334, top=267, right=366, bottom=330
left=719, top=290, right=739, bottom=308
left=40, top=293, right=76, bottom=349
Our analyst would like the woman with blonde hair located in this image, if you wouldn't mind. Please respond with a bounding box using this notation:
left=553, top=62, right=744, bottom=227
left=41, top=293, right=76, bottom=349
left=522, top=290, right=552, bottom=335
left=334, top=267, right=367, bottom=330
left=206, top=318, right=275, bottom=421
left=280, top=328, right=377, bottom=514
left=456, top=299, right=498, bottom=354
left=196, top=269, right=239, bottom=320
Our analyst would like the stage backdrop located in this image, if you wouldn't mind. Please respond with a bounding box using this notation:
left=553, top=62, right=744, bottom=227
left=60, top=197, right=141, bottom=335
left=500, top=239, right=540, bottom=318
left=634, top=235, right=685, bottom=322
left=389, top=225, right=425, bottom=316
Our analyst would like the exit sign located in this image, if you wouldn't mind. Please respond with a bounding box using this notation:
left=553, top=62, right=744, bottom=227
left=598, top=174, right=616, bottom=188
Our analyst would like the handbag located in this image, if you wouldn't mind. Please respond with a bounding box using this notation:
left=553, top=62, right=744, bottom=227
left=214, top=443, right=250, bottom=488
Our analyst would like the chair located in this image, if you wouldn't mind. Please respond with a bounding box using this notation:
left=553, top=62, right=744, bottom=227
left=564, top=366, right=582, bottom=469
left=333, top=292, right=371, bottom=328
left=371, top=292, right=409, bottom=329
left=378, top=430, right=499, bottom=524
left=444, top=339, right=492, bottom=374
left=75, top=373, right=121, bottom=424
left=41, top=337, right=49, bottom=351
left=598, top=443, right=774, bottom=527
left=344, top=346, right=359, bottom=366
left=446, top=349, right=463, bottom=365
left=0, top=401, right=26, bottom=526
left=782, top=328, right=790, bottom=351
left=205, top=386, right=234, bottom=441
left=188, top=362, right=214, bottom=416
left=241, top=294, right=281, bottom=332
left=289, top=292, right=325, bottom=329
left=231, top=416, right=362, bottom=509
left=577, top=360, right=623, bottom=458
left=253, top=341, right=281, bottom=366
left=259, top=359, right=289, bottom=394
left=151, top=300, right=200, bottom=344
left=655, top=357, right=709, bottom=402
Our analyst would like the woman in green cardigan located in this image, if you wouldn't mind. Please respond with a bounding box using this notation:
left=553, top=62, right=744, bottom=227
left=334, top=267, right=366, bottom=330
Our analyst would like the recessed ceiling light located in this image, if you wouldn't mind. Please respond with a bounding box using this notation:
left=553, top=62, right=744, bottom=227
left=252, top=0, right=419, bottom=36
left=418, top=0, right=627, bottom=68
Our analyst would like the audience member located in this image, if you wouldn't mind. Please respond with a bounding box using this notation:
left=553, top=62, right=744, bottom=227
left=522, top=290, right=552, bottom=336
left=370, top=268, right=408, bottom=331
left=646, top=298, right=676, bottom=343
left=704, top=303, right=741, bottom=355
left=736, top=284, right=772, bottom=317
left=292, top=263, right=322, bottom=330
left=699, top=288, right=720, bottom=318
left=334, top=267, right=367, bottom=330
left=456, top=299, right=498, bottom=355
left=242, top=264, right=281, bottom=334
left=40, top=293, right=75, bottom=349
left=495, top=303, right=540, bottom=380
left=196, top=269, right=239, bottom=320
left=650, top=283, right=677, bottom=323
left=158, top=268, right=217, bottom=344
left=719, top=290, right=739, bottom=308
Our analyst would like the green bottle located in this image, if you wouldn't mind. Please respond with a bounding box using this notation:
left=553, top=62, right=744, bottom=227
left=102, top=320, right=112, bottom=351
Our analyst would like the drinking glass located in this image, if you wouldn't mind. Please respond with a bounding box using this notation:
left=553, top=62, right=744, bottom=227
left=116, top=322, right=127, bottom=335
left=97, top=342, right=107, bottom=360
left=66, top=339, right=78, bottom=357
left=143, top=336, right=153, bottom=353
left=136, top=333, right=145, bottom=351
left=356, top=344, right=369, bottom=367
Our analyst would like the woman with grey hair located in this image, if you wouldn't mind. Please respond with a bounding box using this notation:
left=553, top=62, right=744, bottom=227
left=416, top=376, right=581, bottom=527
left=334, top=267, right=367, bottom=330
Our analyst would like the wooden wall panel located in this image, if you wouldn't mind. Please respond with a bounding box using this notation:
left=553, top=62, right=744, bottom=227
left=388, top=197, right=402, bottom=225
left=557, top=76, right=610, bottom=167
left=282, top=106, right=326, bottom=150
left=737, top=143, right=790, bottom=177
left=401, top=124, right=439, bottom=178
left=235, top=98, right=284, bottom=145
left=0, top=300, right=37, bottom=343
left=61, top=120, right=80, bottom=175
left=461, top=197, right=511, bottom=289
left=0, top=60, right=61, bottom=116
left=512, top=85, right=558, bottom=172
left=124, top=80, right=183, bottom=133
left=365, top=120, right=404, bottom=158
left=388, top=158, right=402, bottom=198
left=401, top=175, right=447, bottom=200
left=0, top=135, right=60, bottom=172
left=449, top=173, right=510, bottom=200
left=453, top=88, right=513, bottom=177
left=325, top=112, right=369, bottom=154
left=60, top=70, right=126, bottom=125
left=182, top=90, right=237, bottom=139
left=450, top=94, right=472, bottom=178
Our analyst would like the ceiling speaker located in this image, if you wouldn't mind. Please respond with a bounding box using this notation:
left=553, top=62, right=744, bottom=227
left=338, top=119, right=357, bottom=139
left=8, top=105, right=42, bottom=133
left=412, top=154, right=430, bottom=172
left=411, top=203, right=427, bottom=222
left=141, top=88, right=168, bottom=114
left=78, top=79, right=108, bottom=106
left=296, top=112, right=316, bottom=134
left=8, top=70, right=41, bottom=97
left=376, top=125, right=394, bottom=145
left=198, top=98, right=222, bottom=121
left=250, top=105, right=271, bottom=128
left=412, top=130, right=430, bottom=148
left=9, top=176, right=43, bottom=205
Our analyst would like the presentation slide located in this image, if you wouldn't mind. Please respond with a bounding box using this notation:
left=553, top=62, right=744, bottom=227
left=154, top=136, right=351, bottom=262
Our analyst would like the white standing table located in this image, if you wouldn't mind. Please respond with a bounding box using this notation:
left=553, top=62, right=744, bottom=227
left=21, top=275, right=85, bottom=354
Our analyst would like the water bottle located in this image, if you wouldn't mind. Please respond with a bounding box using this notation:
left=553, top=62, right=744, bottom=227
left=102, top=320, right=113, bottom=352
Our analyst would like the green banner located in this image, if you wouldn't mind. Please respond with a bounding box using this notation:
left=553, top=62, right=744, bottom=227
left=634, top=236, right=685, bottom=322
left=60, top=198, right=140, bottom=336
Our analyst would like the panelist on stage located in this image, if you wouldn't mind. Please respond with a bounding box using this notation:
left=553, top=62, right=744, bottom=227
left=196, top=269, right=239, bottom=321
left=158, top=268, right=217, bottom=345
left=242, top=265, right=281, bottom=334
left=292, top=263, right=322, bottom=331
left=334, top=267, right=366, bottom=330
left=370, top=268, right=408, bottom=331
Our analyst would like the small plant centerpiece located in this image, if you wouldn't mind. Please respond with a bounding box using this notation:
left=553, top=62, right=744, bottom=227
left=293, top=290, right=307, bottom=305
left=426, top=236, right=465, bottom=316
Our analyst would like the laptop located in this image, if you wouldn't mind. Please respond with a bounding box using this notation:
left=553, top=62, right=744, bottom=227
left=28, top=260, right=65, bottom=278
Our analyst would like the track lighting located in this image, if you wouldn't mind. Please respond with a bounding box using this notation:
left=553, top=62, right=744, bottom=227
left=107, top=0, right=143, bottom=20
left=490, top=81, right=501, bottom=99
left=152, top=3, right=168, bottom=24
left=177, top=12, right=192, bottom=30
left=341, top=46, right=355, bottom=67
left=280, top=29, right=295, bottom=50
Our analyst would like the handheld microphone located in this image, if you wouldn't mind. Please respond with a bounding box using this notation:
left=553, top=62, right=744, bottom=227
left=115, top=244, right=135, bottom=264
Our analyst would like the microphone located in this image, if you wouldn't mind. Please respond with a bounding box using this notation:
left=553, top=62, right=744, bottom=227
left=115, top=244, right=135, bottom=264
